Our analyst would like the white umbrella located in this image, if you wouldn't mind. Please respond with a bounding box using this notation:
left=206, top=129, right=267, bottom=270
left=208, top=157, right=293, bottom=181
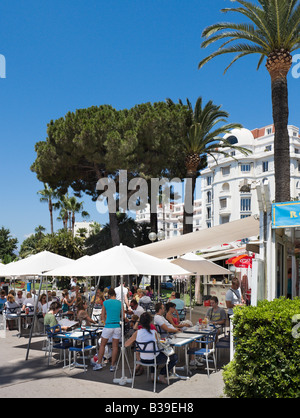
left=171, top=252, right=231, bottom=275
left=0, top=263, right=7, bottom=276
left=46, top=244, right=191, bottom=386
left=45, top=244, right=191, bottom=277
left=3, top=251, right=74, bottom=276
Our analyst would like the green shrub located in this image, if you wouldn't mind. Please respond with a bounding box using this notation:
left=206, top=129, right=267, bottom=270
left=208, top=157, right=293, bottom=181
left=223, top=297, right=300, bottom=398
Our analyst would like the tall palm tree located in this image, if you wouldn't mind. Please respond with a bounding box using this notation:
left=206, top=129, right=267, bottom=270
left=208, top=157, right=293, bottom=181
left=56, top=194, right=90, bottom=236
left=68, top=196, right=90, bottom=237
left=37, top=183, right=58, bottom=234
left=198, top=0, right=300, bottom=202
left=181, top=97, right=249, bottom=233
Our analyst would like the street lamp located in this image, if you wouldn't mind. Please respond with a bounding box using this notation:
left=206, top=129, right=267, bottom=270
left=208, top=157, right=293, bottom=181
left=148, top=229, right=165, bottom=242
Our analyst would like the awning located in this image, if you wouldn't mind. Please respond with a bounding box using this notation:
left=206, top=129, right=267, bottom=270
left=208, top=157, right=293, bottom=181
left=136, top=215, right=260, bottom=259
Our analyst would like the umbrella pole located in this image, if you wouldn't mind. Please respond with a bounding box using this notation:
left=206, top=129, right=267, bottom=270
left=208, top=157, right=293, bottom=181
left=113, top=275, right=132, bottom=386
left=26, top=275, right=43, bottom=360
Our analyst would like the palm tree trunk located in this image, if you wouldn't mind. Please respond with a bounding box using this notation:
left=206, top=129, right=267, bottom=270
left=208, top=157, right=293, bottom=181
left=271, top=76, right=290, bottom=202
left=49, top=200, right=54, bottom=234
left=183, top=175, right=196, bottom=234
left=109, top=212, right=120, bottom=246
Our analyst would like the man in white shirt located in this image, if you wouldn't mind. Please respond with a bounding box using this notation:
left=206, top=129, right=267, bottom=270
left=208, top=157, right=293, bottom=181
left=128, top=299, right=144, bottom=317
left=114, top=282, right=130, bottom=309
left=15, top=291, right=25, bottom=307
left=154, top=302, right=180, bottom=338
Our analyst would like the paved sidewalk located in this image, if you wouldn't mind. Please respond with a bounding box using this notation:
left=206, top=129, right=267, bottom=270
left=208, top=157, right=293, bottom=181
left=0, top=306, right=227, bottom=399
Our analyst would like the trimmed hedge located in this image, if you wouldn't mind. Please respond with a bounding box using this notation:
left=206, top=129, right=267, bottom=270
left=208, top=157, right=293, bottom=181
left=223, top=297, right=300, bottom=398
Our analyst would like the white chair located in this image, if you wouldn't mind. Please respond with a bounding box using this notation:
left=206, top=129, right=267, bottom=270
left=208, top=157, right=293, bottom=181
left=132, top=340, right=169, bottom=393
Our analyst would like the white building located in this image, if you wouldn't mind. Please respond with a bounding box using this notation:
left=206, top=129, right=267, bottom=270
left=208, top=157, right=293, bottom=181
left=201, top=125, right=300, bottom=229
left=136, top=199, right=202, bottom=239
left=136, top=123, right=300, bottom=241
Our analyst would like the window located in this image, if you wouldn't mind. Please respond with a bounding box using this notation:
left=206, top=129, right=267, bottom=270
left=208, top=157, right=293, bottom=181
left=207, top=206, right=211, bottom=219
left=263, top=161, right=269, bottom=172
left=206, top=221, right=211, bottom=229
left=240, top=164, right=251, bottom=172
left=220, top=198, right=227, bottom=208
left=266, top=127, right=272, bottom=135
left=221, top=166, right=230, bottom=176
left=230, top=151, right=235, bottom=157
left=241, top=198, right=251, bottom=212
left=265, top=145, right=272, bottom=151
left=220, top=215, right=230, bottom=224
left=226, top=135, right=238, bottom=145
left=295, top=148, right=300, bottom=154
left=207, top=176, right=212, bottom=186
left=207, top=191, right=212, bottom=203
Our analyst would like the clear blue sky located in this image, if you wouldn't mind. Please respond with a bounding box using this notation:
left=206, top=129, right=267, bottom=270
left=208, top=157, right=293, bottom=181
left=0, top=0, right=299, bottom=248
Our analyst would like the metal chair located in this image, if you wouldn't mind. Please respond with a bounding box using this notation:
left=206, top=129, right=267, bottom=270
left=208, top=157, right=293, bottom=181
left=189, top=330, right=217, bottom=377
left=132, top=340, right=169, bottom=393
left=68, top=330, right=96, bottom=372
left=45, top=325, right=71, bottom=367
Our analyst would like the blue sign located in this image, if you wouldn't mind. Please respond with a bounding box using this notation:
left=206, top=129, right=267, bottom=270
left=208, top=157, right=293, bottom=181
left=272, top=201, right=300, bottom=228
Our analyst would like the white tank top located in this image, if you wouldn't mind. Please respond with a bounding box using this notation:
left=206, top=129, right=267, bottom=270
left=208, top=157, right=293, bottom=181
left=136, top=328, right=159, bottom=360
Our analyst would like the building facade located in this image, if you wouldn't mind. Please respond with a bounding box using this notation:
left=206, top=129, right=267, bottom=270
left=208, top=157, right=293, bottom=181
left=201, top=125, right=300, bottom=229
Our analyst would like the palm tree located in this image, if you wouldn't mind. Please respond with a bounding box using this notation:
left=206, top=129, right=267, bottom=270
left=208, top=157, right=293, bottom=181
left=198, top=0, right=300, bottom=202
left=56, top=194, right=89, bottom=236
left=68, top=196, right=90, bottom=237
left=37, top=183, right=58, bottom=234
left=180, top=97, right=249, bottom=233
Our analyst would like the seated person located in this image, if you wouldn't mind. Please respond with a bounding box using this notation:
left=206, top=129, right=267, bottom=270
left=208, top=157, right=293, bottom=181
left=205, top=296, right=226, bottom=328
left=15, top=290, right=25, bottom=307
left=172, top=292, right=186, bottom=320
left=165, top=302, right=191, bottom=329
left=0, top=290, right=7, bottom=313
left=4, top=294, right=20, bottom=330
left=44, top=301, right=69, bottom=332
left=127, top=299, right=144, bottom=318
left=76, top=300, right=96, bottom=326
left=145, top=286, right=153, bottom=298
left=22, top=292, right=36, bottom=313
left=139, top=290, right=152, bottom=305
left=125, top=312, right=178, bottom=384
left=153, top=302, right=180, bottom=338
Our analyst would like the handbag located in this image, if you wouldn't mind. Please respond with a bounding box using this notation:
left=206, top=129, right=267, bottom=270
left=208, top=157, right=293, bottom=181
left=155, top=332, right=175, bottom=357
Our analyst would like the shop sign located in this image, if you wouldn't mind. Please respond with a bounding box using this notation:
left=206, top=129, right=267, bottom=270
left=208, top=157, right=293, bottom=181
left=272, top=201, right=300, bottom=228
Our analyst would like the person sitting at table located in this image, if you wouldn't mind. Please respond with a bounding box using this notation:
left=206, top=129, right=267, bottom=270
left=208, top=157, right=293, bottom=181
left=76, top=299, right=96, bottom=326
left=125, top=311, right=178, bottom=384
left=0, top=290, right=7, bottom=314
left=127, top=298, right=144, bottom=318
left=168, top=291, right=176, bottom=302
left=91, top=289, right=105, bottom=308
left=205, top=296, right=226, bottom=327
left=4, top=294, right=20, bottom=330
left=139, top=290, right=152, bottom=305
left=172, top=292, right=186, bottom=321
left=153, top=302, right=180, bottom=338
left=42, top=295, right=52, bottom=317
left=146, top=286, right=153, bottom=299
left=22, top=292, right=35, bottom=312
left=165, top=302, right=191, bottom=329
left=15, top=290, right=25, bottom=307
left=61, top=289, right=74, bottom=318
left=44, top=301, right=69, bottom=332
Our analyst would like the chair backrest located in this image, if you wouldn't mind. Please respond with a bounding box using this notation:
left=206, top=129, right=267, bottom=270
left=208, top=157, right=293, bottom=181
left=6, top=306, right=20, bottom=314
left=45, top=324, right=61, bottom=338
left=135, top=340, right=161, bottom=356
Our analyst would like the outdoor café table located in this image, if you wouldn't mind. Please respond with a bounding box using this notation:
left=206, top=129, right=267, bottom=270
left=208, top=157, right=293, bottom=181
left=56, top=327, right=102, bottom=369
left=182, top=325, right=219, bottom=334
left=8, top=311, right=35, bottom=337
left=167, top=333, right=201, bottom=379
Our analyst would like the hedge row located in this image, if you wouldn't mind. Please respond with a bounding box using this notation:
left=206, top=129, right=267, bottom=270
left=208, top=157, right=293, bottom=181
left=223, top=297, right=300, bottom=398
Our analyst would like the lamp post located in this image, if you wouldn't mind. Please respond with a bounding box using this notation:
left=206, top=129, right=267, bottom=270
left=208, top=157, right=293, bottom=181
left=148, top=230, right=166, bottom=299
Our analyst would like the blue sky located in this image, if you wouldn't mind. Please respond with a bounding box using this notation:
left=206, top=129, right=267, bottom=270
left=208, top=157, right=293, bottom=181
left=0, top=0, right=299, bottom=249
